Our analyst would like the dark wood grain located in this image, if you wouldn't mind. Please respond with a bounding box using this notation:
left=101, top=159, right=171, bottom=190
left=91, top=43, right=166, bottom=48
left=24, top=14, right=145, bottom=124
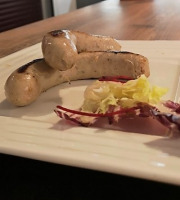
left=1, top=0, right=180, bottom=58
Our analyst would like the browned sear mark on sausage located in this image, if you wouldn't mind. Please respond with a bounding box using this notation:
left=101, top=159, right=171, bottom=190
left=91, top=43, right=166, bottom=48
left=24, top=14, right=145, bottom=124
left=50, top=30, right=65, bottom=37
left=18, top=59, right=43, bottom=73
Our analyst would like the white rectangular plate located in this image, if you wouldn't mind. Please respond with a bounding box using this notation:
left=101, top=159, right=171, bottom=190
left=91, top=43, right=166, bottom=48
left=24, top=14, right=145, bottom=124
left=1, top=41, right=180, bottom=185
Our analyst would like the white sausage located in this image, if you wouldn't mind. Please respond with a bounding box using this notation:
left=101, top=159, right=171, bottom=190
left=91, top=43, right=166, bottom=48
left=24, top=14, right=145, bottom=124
left=5, top=50, right=149, bottom=106
left=42, top=30, right=122, bottom=71
left=5, top=30, right=149, bottom=106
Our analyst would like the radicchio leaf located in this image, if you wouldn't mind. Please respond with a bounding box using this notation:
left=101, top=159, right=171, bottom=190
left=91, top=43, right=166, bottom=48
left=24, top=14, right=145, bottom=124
left=55, top=101, right=180, bottom=137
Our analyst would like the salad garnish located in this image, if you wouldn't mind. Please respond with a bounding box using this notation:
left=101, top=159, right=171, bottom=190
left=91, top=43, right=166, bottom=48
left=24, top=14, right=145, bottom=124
left=55, top=75, right=180, bottom=136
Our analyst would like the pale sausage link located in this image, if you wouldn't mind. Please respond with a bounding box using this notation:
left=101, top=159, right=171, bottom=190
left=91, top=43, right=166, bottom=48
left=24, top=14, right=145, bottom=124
left=5, top=30, right=149, bottom=106
left=42, top=30, right=122, bottom=71
left=5, top=51, right=149, bottom=107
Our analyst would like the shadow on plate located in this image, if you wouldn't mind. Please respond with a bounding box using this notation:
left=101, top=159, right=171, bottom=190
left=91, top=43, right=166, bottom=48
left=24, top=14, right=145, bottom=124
left=145, top=137, right=180, bottom=158
left=0, top=88, right=62, bottom=118
left=0, top=80, right=90, bottom=118
left=52, top=116, right=180, bottom=158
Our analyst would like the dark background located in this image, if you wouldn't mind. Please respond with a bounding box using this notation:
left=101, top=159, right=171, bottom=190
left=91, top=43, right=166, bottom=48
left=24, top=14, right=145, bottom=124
left=0, top=153, right=180, bottom=200
left=0, top=0, right=104, bottom=32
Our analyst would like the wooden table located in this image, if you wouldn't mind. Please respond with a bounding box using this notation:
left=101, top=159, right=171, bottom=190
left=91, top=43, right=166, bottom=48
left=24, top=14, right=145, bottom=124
left=0, top=0, right=180, bottom=58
